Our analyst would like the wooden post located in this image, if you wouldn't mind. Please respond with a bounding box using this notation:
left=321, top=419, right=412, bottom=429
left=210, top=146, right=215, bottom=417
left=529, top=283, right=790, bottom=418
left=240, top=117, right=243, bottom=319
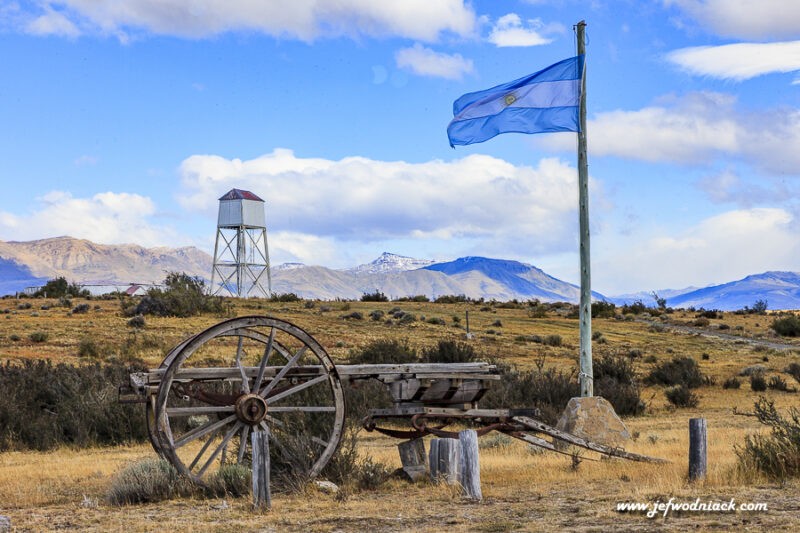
left=689, top=418, right=707, bottom=481
left=397, top=438, right=428, bottom=482
left=576, top=20, right=593, bottom=398
left=438, top=438, right=461, bottom=485
left=429, top=438, right=440, bottom=480
left=251, top=428, right=271, bottom=510
left=458, top=429, right=482, bottom=501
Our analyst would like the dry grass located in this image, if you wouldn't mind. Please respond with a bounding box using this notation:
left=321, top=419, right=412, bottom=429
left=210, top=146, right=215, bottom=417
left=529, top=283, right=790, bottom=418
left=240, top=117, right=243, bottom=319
left=1, top=297, right=800, bottom=531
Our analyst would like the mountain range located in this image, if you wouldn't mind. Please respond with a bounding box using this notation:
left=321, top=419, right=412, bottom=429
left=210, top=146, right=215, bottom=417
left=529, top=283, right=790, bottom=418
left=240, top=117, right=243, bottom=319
left=1, top=237, right=799, bottom=310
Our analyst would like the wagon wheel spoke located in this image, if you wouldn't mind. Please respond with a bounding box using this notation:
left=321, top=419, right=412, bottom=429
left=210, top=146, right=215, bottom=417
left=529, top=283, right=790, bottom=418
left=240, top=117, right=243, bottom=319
left=237, top=425, right=251, bottom=464
left=253, top=328, right=275, bottom=392
left=266, top=374, right=327, bottom=404
left=258, top=346, right=307, bottom=399
left=189, top=426, right=224, bottom=470
left=174, top=414, right=237, bottom=449
left=235, top=337, right=250, bottom=394
left=199, top=422, right=244, bottom=477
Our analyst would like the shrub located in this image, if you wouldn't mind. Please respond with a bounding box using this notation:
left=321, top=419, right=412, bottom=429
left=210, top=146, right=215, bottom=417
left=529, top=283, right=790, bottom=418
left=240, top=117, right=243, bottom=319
left=665, top=385, right=698, bottom=408
left=425, top=317, right=446, bottom=325
left=394, top=295, right=430, bottom=303
left=421, top=340, right=477, bottom=363
left=542, top=334, right=562, bottom=347
left=736, top=397, right=800, bottom=480
left=645, top=357, right=704, bottom=388
left=33, top=277, right=89, bottom=299
left=124, top=272, right=223, bottom=318
left=723, top=377, right=741, bottom=389
left=71, top=303, right=90, bottom=314
left=740, top=364, right=767, bottom=377
left=348, top=339, right=418, bottom=364
left=620, top=300, right=647, bottom=315
left=269, top=292, right=302, bottom=302
left=785, top=363, right=800, bottom=384
left=771, top=315, right=800, bottom=337
left=107, top=458, right=194, bottom=505
left=767, top=376, right=795, bottom=393
left=591, top=301, right=617, bottom=319
left=17, top=302, right=32, bottom=310
left=491, top=319, right=503, bottom=327
left=0, top=360, right=148, bottom=451
left=397, top=313, right=416, bottom=325
left=368, top=310, right=385, bottom=321
left=593, top=355, right=645, bottom=416
left=78, top=337, right=100, bottom=358
left=481, top=362, right=579, bottom=425
left=29, top=331, right=49, bottom=343
left=127, top=315, right=146, bottom=328
left=750, top=373, right=767, bottom=392
left=340, top=311, right=363, bottom=320
left=360, top=290, right=388, bottom=302
left=434, top=294, right=470, bottom=304
left=692, top=317, right=710, bottom=327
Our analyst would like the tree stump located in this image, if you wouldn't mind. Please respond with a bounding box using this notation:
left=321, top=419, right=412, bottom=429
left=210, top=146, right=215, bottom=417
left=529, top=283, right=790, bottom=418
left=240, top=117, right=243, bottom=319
left=251, top=428, right=271, bottom=510
left=459, top=429, right=482, bottom=501
left=397, top=438, right=428, bottom=482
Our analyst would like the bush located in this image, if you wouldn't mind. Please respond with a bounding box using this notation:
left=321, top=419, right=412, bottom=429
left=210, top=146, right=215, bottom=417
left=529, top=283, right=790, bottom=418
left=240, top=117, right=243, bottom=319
left=750, top=373, right=767, bottom=392
left=394, top=295, right=430, bottom=303
left=620, top=300, right=647, bottom=315
left=0, top=360, right=148, bottom=451
left=78, top=337, right=101, bottom=358
left=482, top=361, right=579, bottom=425
left=645, top=357, right=704, bottom=388
left=664, top=385, right=698, bottom=408
left=361, top=290, right=388, bottom=302
left=29, top=331, right=49, bottom=343
left=270, top=292, right=302, bottom=302
left=434, top=294, right=471, bottom=304
left=107, top=458, right=194, bottom=505
left=591, top=301, right=617, bottom=318
left=71, top=303, right=90, bottom=314
left=421, top=340, right=477, bottom=363
left=736, top=397, right=800, bottom=481
left=368, top=310, right=385, bottom=321
left=542, top=334, right=562, bottom=347
left=771, top=315, right=800, bottom=337
left=127, top=315, right=146, bottom=328
left=123, top=272, right=223, bottom=318
left=340, top=311, right=363, bottom=320
left=348, top=339, right=418, bottom=364
left=425, top=317, right=446, bottom=325
left=723, top=377, right=741, bottom=389
left=33, top=277, right=89, bottom=299
left=767, top=375, right=795, bottom=392
left=593, top=355, right=645, bottom=416
left=785, top=363, right=800, bottom=384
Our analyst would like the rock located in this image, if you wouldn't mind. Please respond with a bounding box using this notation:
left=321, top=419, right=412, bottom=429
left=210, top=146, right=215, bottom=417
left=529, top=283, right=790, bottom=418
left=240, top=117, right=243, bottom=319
left=556, top=396, right=630, bottom=449
left=313, top=480, right=339, bottom=494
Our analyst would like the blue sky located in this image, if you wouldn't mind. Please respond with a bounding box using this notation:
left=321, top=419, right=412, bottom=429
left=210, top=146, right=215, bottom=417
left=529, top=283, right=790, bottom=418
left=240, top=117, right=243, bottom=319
left=1, top=0, right=799, bottom=295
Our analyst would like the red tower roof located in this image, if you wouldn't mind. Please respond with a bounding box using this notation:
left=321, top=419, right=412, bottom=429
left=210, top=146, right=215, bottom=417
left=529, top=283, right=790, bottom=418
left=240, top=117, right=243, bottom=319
left=219, top=188, right=264, bottom=202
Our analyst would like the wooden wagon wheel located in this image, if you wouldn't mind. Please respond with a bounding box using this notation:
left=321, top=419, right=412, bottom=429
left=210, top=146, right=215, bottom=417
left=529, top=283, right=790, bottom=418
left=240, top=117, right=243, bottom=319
left=153, top=316, right=345, bottom=484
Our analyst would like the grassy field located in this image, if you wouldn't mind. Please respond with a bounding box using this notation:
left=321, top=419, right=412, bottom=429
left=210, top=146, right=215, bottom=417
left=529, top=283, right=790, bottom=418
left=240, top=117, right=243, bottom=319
left=1, top=296, right=800, bottom=531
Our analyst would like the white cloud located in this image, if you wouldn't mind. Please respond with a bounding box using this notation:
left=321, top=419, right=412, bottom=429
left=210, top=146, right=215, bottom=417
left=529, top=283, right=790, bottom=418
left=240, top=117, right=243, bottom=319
left=26, top=6, right=81, bottom=37
left=696, top=170, right=792, bottom=206
left=19, top=0, right=477, bottom=42
left=667, top=41, right=800, bottom=81
left=666, top=0, right=800, bottom=40
left=595, top=207, right=800, bottom=293
left=178, top=149, right=584, bottom=265
left=487, top=13, right=559, bottom=47
left=0, top=191, right=178, bottom=247
left=537, top=92, right=800, bottom=175
left=395, top=43, right=473, bottom=80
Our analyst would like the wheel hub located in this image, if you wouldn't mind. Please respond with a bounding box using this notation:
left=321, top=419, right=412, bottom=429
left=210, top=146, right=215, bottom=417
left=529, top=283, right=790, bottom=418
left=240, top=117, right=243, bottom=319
left=235, top=393, right=268, bottom=425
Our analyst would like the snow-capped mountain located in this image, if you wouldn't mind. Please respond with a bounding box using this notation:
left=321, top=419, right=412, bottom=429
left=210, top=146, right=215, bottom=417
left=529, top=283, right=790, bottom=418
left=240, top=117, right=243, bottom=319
left=665, top=271, right=800, bottom=311
left=346, top=252, right=435, bottom=274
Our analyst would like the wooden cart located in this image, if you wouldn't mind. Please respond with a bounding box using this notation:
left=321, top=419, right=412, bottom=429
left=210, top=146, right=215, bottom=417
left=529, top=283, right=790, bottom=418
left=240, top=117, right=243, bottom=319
left=121, top=316, right=663, bottom=484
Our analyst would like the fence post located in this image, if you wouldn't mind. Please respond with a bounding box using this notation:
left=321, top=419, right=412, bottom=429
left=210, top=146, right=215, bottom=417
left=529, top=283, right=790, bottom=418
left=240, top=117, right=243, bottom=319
left=459, top=429, right=482, bottom=501
left=689, top=418, right=707, bottom=482
left=252, top=428, right=271, bottom=510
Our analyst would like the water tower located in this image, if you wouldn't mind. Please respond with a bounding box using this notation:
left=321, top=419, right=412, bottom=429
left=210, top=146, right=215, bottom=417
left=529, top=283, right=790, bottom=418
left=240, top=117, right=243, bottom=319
left=210, top=188, right=272, bottom=298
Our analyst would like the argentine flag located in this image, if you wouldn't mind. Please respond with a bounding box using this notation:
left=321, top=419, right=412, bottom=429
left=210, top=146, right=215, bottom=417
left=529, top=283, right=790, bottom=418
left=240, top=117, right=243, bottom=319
left=447, top=55, right=584, bottom=147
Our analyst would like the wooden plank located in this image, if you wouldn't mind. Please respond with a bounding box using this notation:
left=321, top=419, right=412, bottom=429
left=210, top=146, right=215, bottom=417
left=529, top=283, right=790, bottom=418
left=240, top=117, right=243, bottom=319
left=252, top=428, right=271, bottom=510
left=397, top=439, right=428, bottom=482
left=689, top=418, right=707, bottom=481
left=438, top=438, right=460, bottom=486
left=511, top=416, right=668, bottom=463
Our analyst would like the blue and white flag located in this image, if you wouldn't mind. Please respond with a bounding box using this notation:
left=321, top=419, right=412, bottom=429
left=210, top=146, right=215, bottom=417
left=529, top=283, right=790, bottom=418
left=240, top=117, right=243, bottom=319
left=447, top=55, right=584, bottom=147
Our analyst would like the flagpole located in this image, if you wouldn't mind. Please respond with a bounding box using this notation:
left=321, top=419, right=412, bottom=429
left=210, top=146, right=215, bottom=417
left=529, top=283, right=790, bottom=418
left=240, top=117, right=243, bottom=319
left=576, top=20, right=593, bottom=397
